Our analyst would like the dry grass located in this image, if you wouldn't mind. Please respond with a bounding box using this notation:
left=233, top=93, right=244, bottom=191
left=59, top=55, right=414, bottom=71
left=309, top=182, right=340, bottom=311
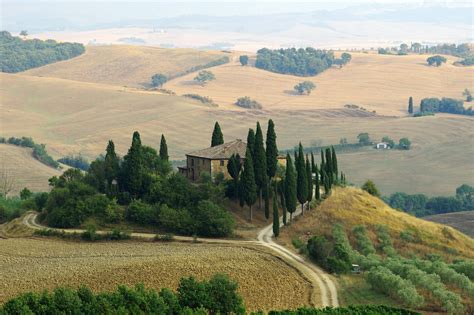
left=0, top=145, right=60, bottom=194
left=24, top=45, right=228, bottom=87
left=279, top=187, right=474, bottom=261
left=0, top=238, right=311, bottom=311
left=165, top=52, right=474, bottom=116
left=423, top=211, right=474, bottom=238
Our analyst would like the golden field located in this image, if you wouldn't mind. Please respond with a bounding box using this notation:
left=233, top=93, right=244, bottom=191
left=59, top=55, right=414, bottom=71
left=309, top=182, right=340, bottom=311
left=24, top=45, right=228, bottom=87
left=1, top=47, right=473, bottom=196
left=0, top=238, right=312, bottom=311
left=0, top=145, right=60, bottom=195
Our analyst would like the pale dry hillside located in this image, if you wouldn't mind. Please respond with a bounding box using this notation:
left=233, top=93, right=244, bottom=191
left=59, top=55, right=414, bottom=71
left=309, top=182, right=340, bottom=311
left=2, top=72, right=473, bottom=195
left=0, top=239, right=312, bottom=311
left=0, top=145, right=61, bottom=194
left=279, top=187, right=474, bottom=260
left=25, top=45, right=229, bottom=87
left=166, top=52, right=473, bottom=116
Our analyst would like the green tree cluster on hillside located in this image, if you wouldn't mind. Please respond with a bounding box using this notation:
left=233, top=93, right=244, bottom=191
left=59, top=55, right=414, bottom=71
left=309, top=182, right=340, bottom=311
left=419, top=97, right=472, bottom=116
left=1, top=136, right=59, bottom=168
left=151, top=73, right=167, bottom=87
left=255, top=47, right=336, bottom=76
left=0, top=31, right=85, bottom=73
left=426, top=55, right=447, bottom=67
left=294, top=81, right=316, bottom=95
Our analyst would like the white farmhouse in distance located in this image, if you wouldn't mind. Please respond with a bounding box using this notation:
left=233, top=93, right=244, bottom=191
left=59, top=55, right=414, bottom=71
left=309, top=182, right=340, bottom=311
left=376, top=142, right=390, bottom=149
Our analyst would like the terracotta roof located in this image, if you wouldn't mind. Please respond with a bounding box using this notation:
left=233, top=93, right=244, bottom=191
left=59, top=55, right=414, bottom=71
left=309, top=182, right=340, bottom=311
left=187, top=139, right=247, bottom=159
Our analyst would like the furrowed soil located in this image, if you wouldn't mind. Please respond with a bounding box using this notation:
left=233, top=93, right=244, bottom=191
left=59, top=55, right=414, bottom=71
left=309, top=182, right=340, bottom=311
left=0, top=238, right=312, bottom=311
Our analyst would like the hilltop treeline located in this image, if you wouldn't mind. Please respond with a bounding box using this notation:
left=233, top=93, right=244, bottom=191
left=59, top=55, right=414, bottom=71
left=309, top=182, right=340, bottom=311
left=255, top=48, right=338, bottom=76
left=419, top=97, right=473, bottom=116
left=0, top=136, right=59, bottom=168
left=0, top=31, right=85, bottom=73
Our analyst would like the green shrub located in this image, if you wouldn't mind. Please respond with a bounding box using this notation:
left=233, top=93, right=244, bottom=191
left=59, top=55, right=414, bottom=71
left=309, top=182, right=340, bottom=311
left=105, top=228, right=131, bottom=240
left=352, top=225, right=376, bottom=256
left=375, top=225, right=397, bottom=257
left=158, top=204, right=195, bottom=235
left=235, top=96, right=262, bottom=109
left=450, top=260, right=474, bottom=280
left=81, top=224, right=99, bottom=241
left=125, top=200, right=156, bottom=225
left=193, top=200, right=234, bottom=237
left=292, top=238, right=304, bottom=249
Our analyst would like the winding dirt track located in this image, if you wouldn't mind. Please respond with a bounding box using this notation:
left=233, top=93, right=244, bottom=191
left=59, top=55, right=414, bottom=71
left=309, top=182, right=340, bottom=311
left=21, top=211, right=338, bottom=307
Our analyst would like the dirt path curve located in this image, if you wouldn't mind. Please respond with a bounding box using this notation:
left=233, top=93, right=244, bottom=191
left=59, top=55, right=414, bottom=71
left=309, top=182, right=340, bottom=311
left=22, top=211, right=338, bottom=307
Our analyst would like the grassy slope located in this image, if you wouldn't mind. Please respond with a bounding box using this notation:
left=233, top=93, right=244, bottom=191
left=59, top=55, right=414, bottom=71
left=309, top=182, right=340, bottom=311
left=24, top=45, right=228, bottom=87
left=279, top=187, right=474, bottom=260
left=165, top=52, right=474, bottom=116
left=0, top=144, right=61, bottom=194
left=424, top=211, right=474, bottom=238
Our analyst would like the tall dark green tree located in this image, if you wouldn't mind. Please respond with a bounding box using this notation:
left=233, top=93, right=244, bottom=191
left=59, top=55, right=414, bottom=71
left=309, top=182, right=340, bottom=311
left=325, top=147, right=333, bottom=188
left=159, top=134, right=169, bottom=161
left=272, top=188, right=280, bottom=237
left=279, top=180, right=287, bottom=225
left=408, top=96, right=414, bottom=114
left=306, top=156, right=313, bottom=209
left=246, top=129, right=255, bottom=156
left=314, top=164, right=321, bottom=200
left=264, top=180, right=270, bottom=220
left=227, top=153, right=242, bottom=199
left=253, top=122, right=267, bottom=210
left=296, top=143, right=308, bottom=215
left=104, top=140, right=120, bottom=194
left=331, top=146, right=338, bottom=181
left=265, top=119, right=278, bottom=179
left=311, top=152, right=316, bottom=172
left=211, top=122, right=224, bottom=147
left=284, top=154, right=297, bottom=221
left=320, top=149, right=325, bottom=175
left=121, top=131, right=144, bottom=198
left=241, top=148, right=257, bottom=221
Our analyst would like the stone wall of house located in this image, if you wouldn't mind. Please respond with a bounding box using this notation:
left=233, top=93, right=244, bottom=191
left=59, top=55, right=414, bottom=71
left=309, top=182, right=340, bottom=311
left=211, top=159, right=231, bottom=179
left=187, top=156, right=211, bottom=181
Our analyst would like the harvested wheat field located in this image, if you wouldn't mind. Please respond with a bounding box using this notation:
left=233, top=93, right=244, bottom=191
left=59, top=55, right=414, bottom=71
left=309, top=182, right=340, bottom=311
left=24, top=45, right=229, bottom=88
left=0, top=145, right=61, bottom=195
left=165, top=52, right=474, bottom=116
left=0, top=238, right=312, bottom=311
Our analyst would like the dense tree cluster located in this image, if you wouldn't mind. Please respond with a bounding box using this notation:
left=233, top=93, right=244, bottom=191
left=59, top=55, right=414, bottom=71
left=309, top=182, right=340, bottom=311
left=239, top=55, right=249, bottom=66
left=419, top=97, right=473, bottom=116
left=0, top=136, right=59, bottom=168
left=294, top=81, right=316, bottom=95
left=386, top=184, right=474, bottom=217
left=459, top=56, right=474, bottom=66
left=255, top=47, right=336, bottom=76
left=1, top=274, right=245, bottom=314
left=151, top=73, right=167, bottom=87
left=426, top=55, right=447, bottom=67
left=42, top=132, right=235, bottom=237
left=0, top=31, right=85, bottom=73
left=194, top=70, right=215, bottom=85
left=378, top=42, right=471, bottom=58
left=235, top=96, right=262, bottom=109
left=57, top=155, right=90, bottom=171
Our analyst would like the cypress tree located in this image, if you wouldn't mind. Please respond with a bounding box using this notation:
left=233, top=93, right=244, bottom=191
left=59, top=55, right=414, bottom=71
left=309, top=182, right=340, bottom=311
left=314, top=164, right=320, bottom=200
left=311, top=152, right=316, bottom=172
left=320, top=149, right=325, bottom=175
left=238, top=173, right=245, bottom=208
left=264, top=180, right=270, bottom=220
left=246, top=129, right=255, bottom=156
left=279, top=180, right=287, bottom=225
left=159, top=134, right=168, bottom=161
left=296, top=143, right=308, bottom=215
left=211, top=122, right=224, bottom=147
left=254, top=122, right=267, bottom=209
left=121, top=131, right=144, bottom=198
left=227, top=153, right=241, bottom=199
left=408, top=97, right=414, bottom=114
left=272, top=188, right=280, bottom=237
left=306, top=156, right=313, bottom=209
left=104, top=140, right=119, bottom=195
left=242, top=147, right=257, bottom=221
left=331, top=146, right=338, bottom=180
left=325, top=147, right=333, bottom=188
left=284, top=154, right=297, bottom=221
left=266, top=119, right=278, bottom=179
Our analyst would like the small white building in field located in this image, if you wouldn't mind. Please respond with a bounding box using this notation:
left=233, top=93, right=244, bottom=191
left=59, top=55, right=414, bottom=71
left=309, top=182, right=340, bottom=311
left=376, top=142, right=390, bottom=149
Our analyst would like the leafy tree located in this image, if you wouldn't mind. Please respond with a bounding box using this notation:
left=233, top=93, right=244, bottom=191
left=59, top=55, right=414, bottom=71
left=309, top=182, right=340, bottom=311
left=239, top=55, right=248, bottom=66
left=159, top=134, right=169, bottom=161
left=265, top=119, right=278, bottom=179
left=426, top=55, right=447, bottom=66
left=272, top=188, right=279, bottom=237
left=194, top=70, right=215, bottom=85
left=362, top=180, right=380, bottom=197
left=305, top=156, right=313, bottom=209
left=19, top=187, right=32, bottom=200
left=194, top=200, right=235, bottom=237
left=341, top=52, right=352, bottom=64
left=408, top=96, right=413, bottom=114
left=241, top=147, right=257, bottom=221
left=19, top=30, right=28, bottom=38
left=211, top=122, right=224, bottom=147
left=235, top=96, right=262, bottom=109
left=151, top=73, right=167, bottom=87
left=463, top=88, right=472, bottom=102
left=399, top=43, right=409, bottom=54
left=294, top=81, right=316, bottom=95
left=253, top=122, right=267, bottom=209
left=357, top=133, right=371, bottom=145
left=381, top=136, right=395, bottom=148
left=398, top=138, right=411, bottom=150
left=284, top=154, right=297, bottom=221
left=120, top=131, right=144, bottom=198
left=296, top=143, right=308, bottom=215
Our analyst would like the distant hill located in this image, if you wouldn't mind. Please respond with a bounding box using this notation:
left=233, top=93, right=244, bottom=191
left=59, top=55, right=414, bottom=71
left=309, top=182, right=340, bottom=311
left=424, top=211, right=474, bottom=238
left=24, top=45, right=229, bottom=87
left=0, top=144, right=61, bottom=195
left=279, top=187, right=474, bottom=260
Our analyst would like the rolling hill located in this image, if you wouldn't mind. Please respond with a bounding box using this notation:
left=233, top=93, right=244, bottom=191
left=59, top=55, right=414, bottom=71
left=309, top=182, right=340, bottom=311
left=0, top=144, right=61, bottom=195
left=424, top=211, right=474, bottom=238
left=24, top=45, right=230, bottom=87
left=165, top=52, right=474, bottom=116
